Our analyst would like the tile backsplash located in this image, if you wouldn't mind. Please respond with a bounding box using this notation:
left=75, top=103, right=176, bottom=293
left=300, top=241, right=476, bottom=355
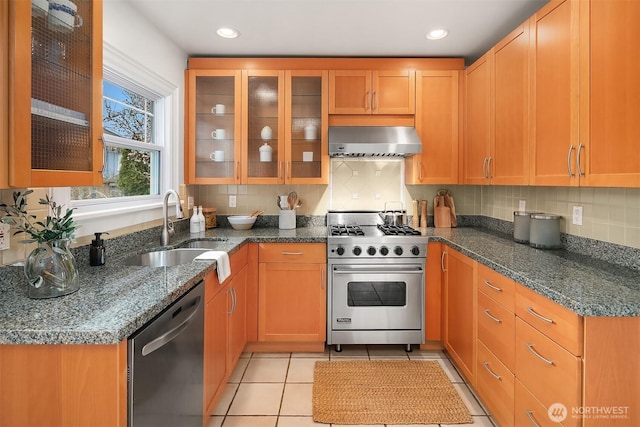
left=2, top=167, right=639, bottom=265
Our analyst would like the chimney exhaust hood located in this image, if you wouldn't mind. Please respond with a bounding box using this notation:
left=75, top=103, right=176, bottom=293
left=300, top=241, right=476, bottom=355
left=328, top=126, right=422, bottom=157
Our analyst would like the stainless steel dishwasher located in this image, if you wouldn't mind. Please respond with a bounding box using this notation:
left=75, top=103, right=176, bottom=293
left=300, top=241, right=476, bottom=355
left=128, top=281, right=204, bottom=426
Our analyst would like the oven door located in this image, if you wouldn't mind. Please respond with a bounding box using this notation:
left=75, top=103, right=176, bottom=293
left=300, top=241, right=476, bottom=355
left=330, top=262, right=424, bottom=331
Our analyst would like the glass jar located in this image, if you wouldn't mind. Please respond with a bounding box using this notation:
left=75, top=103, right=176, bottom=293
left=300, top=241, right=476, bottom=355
left=24, top=239, right=79, bottom=299
left=202, top=207, right=217, bottom=229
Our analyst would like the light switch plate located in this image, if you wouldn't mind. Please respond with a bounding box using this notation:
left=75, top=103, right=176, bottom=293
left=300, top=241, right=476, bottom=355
left=0, top=223, right=10, bottom=251
left=229, top=195, right=237, bottom=208
left=572, top=205, right=583, bottom=225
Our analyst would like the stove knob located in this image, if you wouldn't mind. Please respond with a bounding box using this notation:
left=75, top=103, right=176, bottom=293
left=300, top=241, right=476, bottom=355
left=353, top=246, right=362, bottom=256
left=336, top=246, right=345, bottom=256
left=367, top=246, right=376, bottom=256
left=394, top=246, right=403, bottom=256
left=379, top=246, right=389, bottom=256
left=411, top=246, right=420, bottom=256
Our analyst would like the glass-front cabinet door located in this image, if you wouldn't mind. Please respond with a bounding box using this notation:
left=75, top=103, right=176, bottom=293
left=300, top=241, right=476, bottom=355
left=285, top=70, right=328, bottom=184
left=186, top=70, right=241, bottom=184
left=242, top=70, right=285, bottom=184
left=8, top=0, right=102, bottom=187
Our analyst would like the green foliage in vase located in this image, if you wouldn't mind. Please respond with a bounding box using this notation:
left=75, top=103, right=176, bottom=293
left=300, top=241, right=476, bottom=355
left=0, top=190, right=78, bottom=244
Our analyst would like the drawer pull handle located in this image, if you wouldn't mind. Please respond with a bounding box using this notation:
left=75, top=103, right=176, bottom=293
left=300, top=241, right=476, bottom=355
left=525, top=409, right=541, bottom=427
left=482, top=361, right=502, bottom=380
left=526, top=306, right=554, bottom=324
left=483, top=280, right=502, bottom=292
left=526, top=343, right=554, bottom=365
left=281, top=252, right=303, bottom=255
left=483, top=309, right=502, bottom=323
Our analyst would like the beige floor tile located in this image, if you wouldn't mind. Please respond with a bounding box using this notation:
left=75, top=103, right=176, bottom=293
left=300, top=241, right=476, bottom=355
left=408, top=349, right=448, bottom=359
left=437, top=358, right=465, bottom=383
left=228, top=357, right=250, bottom=383
left=276, top=415, right=324, bottom=426
left=222, top=415, right=278, bottom=427
left=453, top=383, right=487, bottom=416
left=243, top=358, right=290, bottom=382
left=291, top=350, right=330, bottom=359
left=279, top=383, right=313, bottom=416
left=212, top=383, right=239, bottom=416
left=252, top=352, right=291, bottom=358
left=329, top=344, right=368, bottom=358
left=206, top=416, right=224, bottom=427
left=286, top=358, right=323, bottom=383
left=227, top=383, right=284, bottom=416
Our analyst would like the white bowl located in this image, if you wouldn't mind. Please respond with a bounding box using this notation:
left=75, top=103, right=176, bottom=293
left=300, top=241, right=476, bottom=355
left=228, top=215, right=257, bottom=230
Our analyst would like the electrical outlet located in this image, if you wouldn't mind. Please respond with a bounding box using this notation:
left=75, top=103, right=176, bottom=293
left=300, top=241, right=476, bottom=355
left=229, top=195, right=237, bottom=208
left=572, top=205, right=583, bottom=225
left=0, top=223, right=10, bottom=251
left=519, top=200, right=526, bottom=212
left=187, top=196, right=194, bottom=210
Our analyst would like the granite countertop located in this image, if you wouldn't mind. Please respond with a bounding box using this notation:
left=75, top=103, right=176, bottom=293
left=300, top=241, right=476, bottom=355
left=0, top=225, right=638, bottom=345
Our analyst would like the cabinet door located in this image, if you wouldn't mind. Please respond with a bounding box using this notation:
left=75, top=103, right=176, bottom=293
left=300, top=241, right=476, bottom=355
left=242, top=70, right=285, bottom=184
left=464, top=53, right=491, bottom=185
left=579, top=0, right=640, bottom=187
left=529, top=0, right=580, bottom=186
left=492, top=22, right=530, bottom=185
left=204, top=283, right=228, bottom=416
left=373, top=70, right=415, bottom=114
left=408, top=70, right=459, bottom=184
left=425, top=242, right=443, bottom=341
left=258, top=262, right=326, bottom=342
left=227, top=265, right=247, bottom=372
left=285, top=70, right=328, bottom=184
left=1, top=0, right=8, bottom=188
left=329, top=70, right=371, bottom=114
left=186, top=70, right=242, bottom=184
left=443, top=247, right=476, bottom=383
left=9, top=0, right=103, bottom=187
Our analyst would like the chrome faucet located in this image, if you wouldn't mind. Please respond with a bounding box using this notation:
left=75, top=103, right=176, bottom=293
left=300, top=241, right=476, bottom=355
left=161, top=189, right=184, bottom=246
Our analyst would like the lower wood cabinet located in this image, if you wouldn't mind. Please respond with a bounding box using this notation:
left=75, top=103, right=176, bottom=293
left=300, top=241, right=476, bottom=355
left=476, top=340, right=515, bottom=426
left=257, top=243, right=326, bottom=347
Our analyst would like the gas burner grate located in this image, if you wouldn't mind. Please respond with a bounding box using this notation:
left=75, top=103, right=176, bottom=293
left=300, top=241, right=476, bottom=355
left=329, top=224, right=365, bottom=237
left=377, top=224, right=422, bottom=236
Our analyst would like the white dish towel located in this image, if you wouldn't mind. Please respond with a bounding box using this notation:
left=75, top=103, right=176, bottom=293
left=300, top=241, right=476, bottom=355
left=194, top=251, right=232, bottom=283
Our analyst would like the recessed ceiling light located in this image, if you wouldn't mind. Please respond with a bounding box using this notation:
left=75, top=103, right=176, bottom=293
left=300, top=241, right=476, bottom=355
left=426, top=29, right=448, bottom=40
left=216, top=27, right=240, bottom=39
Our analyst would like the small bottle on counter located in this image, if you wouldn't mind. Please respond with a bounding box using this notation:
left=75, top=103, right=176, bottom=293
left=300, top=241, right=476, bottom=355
left=197, top=206, right=205, bottom=232
left=190, top=208, right=200, bottom=234
left=89, top=232, right=109, bottom=266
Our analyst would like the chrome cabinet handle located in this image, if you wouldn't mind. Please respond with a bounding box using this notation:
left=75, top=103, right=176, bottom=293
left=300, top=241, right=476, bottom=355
left=525, top=409, right=541, bottom=427
left=482, top=157, right=488, bottom=179
left=482, top=361, right=502, bottom=380
left=372, top=91, right=377, bottom=111
left=364, top=91, right=370, bottom=111
left=281, top=251, right=303, bottom=255
left=526, top=306, right=554, bottom=324
left=577, top=143, right=585, bottom=177
left=487, top=157, right=493, bottom=179
left=227, top=288, right=236, bottom=314
left=526, top=343, right=554, bottom=365
left=483, top=309, right=502, bottom=323
left=441, top=251, right=447, bottom=272
left=483, top=280, right=502, bottom=292
left=567, top=145, right=575, bottom=177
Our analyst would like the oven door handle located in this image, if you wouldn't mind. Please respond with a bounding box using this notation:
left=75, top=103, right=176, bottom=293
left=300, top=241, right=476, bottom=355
left=332, top=266, right=423, bottom=273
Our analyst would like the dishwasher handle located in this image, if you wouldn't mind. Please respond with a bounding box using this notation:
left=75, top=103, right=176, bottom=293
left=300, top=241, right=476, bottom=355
left=141, top=295, right=202, bottom=357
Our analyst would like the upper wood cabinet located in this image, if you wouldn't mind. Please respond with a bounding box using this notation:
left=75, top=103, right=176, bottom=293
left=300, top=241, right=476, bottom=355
left=7, top=0, right=103, bottom=188
left=406, top=70, right=460, bottom=185
left=578, top=0, right=640, bottom=187
left=329, top=70, right=415, bottom=115
left=464, top=53, right=492, bottom=185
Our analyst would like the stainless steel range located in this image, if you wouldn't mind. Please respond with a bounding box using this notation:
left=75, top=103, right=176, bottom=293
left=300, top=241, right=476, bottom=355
left=326, top=211, right=427, bottom=352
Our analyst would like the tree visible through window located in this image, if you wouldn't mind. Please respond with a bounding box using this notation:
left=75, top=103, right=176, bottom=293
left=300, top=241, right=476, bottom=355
left=71, top=80, right=161, bottom=201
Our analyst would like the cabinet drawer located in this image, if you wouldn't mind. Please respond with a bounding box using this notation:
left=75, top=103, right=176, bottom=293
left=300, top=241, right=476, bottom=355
left=515, top=318, right=581, bottom=413
left=259, top=243, right=326, bottom=263
left=515, top=379, right=570, bottom=427
left=477, top=263, right=515, bottom=311
left=476, top=341, right=514, bottom=427
left=516, top=284, right=583, bottom=355
left=477, top=291, right=515, bottom=372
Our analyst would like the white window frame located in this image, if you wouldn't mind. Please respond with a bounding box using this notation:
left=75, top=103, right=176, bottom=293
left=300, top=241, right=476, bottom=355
left=52, top=42, right=181, bottom=239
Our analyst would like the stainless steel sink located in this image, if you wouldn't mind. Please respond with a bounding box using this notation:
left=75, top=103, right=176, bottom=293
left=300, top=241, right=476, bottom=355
left=179, top=239, right=227, bottom=249
left=124, top=248, right=210, bottom=267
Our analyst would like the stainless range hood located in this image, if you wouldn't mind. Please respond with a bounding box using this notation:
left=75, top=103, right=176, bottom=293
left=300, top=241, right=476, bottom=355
left=328, top=126, right=422, bottom=157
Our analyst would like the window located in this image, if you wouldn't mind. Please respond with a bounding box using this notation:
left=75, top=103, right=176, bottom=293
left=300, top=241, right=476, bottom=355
left=51, top=43, right=180, bottom=238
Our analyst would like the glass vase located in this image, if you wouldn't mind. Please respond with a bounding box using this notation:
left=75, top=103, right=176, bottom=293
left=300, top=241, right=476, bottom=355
left=24, top=239, right=80, bottom=299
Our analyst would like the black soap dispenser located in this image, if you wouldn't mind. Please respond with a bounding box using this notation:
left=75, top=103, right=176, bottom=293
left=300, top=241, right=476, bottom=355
left=90, top=232, right=109, bottom=266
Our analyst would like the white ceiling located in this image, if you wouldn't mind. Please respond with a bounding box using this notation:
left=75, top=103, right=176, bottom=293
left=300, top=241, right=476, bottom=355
left=125, top=0, right=549, bottom=65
